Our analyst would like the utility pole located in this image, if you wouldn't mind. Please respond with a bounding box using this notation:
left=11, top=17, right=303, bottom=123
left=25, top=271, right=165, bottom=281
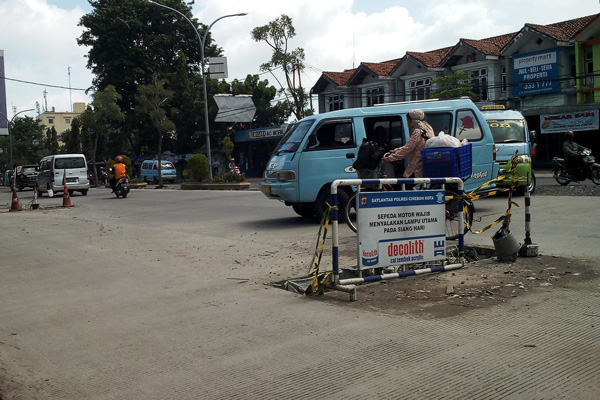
left=68, top=67, right=72, bottom=112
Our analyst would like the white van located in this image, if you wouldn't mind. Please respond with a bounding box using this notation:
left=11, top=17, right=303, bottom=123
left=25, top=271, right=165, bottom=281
left=140, top=160, right=177, bottom=183
left=36, top=154, right=90, bottom=197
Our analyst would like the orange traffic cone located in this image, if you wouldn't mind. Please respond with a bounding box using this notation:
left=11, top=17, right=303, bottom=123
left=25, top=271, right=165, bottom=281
left=62, top=184, right=73, bottom=207
left=9, top=187, right=23, bottom=212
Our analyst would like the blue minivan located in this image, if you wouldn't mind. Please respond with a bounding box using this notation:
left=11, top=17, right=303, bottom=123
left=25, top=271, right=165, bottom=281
left=140, top=160, right=177, bottom=183
left=481, top=106, right=536, bottom=193
left=261, top=98, right=499, bottom=220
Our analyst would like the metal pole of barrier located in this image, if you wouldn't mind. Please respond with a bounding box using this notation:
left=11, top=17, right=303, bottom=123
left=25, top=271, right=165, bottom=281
left=339, top=263, right=464, bottom=286
left=518, top=185, right=539, bottom=257
left=330, top=177, right=464, bottom=300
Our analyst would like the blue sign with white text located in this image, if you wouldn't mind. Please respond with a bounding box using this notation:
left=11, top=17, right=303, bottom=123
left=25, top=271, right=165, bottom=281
left=512, top=49, right=560, bottom=97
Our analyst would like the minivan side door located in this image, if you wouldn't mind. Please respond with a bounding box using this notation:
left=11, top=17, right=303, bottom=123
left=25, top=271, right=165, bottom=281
left=453, top=108, right=496, bottom=190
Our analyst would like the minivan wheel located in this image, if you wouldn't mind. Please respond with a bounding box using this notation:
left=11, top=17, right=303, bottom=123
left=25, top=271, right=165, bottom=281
left=81, top=190, right=88, bottom=196
left=314, top=188, right=349, bottom=223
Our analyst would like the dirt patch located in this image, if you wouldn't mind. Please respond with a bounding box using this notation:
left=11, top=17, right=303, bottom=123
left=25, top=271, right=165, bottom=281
left=314, top=253, right=597, bottom=318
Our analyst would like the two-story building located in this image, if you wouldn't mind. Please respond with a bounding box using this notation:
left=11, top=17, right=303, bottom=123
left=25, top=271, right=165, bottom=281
left=311, top=13, right=600, bottom=165
left=37, top=102, right=86, bottom=140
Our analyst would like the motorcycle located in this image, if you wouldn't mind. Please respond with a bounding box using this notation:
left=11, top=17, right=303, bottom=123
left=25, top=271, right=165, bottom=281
left=113, top=176, right=130, bottom=198
left=552, top=148, right=600, bottom=185
left=109, top=167, right=130, bottom=198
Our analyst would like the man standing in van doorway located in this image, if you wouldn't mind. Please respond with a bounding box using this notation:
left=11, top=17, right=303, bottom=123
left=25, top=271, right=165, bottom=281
left=110, top=156, right=127, bottom=192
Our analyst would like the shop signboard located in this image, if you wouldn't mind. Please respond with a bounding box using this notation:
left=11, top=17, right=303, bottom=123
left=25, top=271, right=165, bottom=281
left=540, top=110, right=599, bottom=134
left=512, top=49, right=560, bottom=97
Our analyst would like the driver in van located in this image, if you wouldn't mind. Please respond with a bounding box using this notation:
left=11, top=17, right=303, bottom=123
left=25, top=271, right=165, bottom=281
left=110, top=156, right=127, bottom=192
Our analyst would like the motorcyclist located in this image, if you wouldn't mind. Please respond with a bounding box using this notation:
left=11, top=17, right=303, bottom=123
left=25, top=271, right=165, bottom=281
left=110, top=156, right=127, bottom=192
left=562, top=131, right=586, bottom=177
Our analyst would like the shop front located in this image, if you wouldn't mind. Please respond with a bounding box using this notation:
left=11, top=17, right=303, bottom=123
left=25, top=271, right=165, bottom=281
left=234, top=126, right=286, bottom=177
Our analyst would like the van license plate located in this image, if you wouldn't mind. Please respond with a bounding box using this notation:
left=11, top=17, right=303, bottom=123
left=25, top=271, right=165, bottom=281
left=262, top=184, right=271, bottom=194
left=67, top=177, right=77, bottom=183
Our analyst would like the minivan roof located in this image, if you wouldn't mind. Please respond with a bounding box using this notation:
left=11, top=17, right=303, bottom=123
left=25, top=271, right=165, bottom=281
left=301, top=98, right=480, bottom=123
left=481, top=109, right=525, bottom=120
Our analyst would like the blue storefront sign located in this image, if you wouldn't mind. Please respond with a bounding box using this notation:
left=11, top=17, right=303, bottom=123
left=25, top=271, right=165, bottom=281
left=512, top=49, right=560, bottom=97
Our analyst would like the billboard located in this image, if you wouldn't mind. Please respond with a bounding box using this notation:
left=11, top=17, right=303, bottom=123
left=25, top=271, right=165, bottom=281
left=0, top=50, right=8, bottom=136
left=512, top=49, right=560, bottom=97
left=540, top=110, right=600, bottom=134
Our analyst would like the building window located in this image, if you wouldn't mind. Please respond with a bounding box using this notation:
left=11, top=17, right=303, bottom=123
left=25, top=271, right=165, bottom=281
left=470, top=68, right=488, bottom=101
left=366, top=87, right=384, bottom=106
left=585, top=50, right=594, bottom=74
left=65, top=118, right=71, bottom=124
left=328, top=94, right=344, bottom=111
left=501, top=66, right=507, bottom=94
left=409, top=78, right=431, bottom=101
left=48, top=118, right=54, bottom=124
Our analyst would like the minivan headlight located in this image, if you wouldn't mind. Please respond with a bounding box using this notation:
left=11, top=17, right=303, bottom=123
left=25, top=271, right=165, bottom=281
left=277, top=170, right=296, bottom=182
left=517, top=155, right=531, bottom=163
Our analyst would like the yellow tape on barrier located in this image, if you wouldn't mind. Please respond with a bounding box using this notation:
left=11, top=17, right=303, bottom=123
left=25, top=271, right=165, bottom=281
left=304, top=203, right=334, bottom=296
left=449, top=151, right=522, bottom=235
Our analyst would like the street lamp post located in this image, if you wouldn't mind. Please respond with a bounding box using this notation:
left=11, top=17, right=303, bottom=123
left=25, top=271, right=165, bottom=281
left=0, top=108, right=34, bottom=167
left=146, top=1, right=247, bottom=180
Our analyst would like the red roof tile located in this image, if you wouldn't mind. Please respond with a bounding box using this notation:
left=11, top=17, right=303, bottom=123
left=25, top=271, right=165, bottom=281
left=406, top=47, right=453, bottom=67
left=526, top=13, right=598, bottom=41
left=322, top=69, right=356, bottom=86
left=312, top=13, right=600, bottom=90
left=461, top=33, right=517, bottom=56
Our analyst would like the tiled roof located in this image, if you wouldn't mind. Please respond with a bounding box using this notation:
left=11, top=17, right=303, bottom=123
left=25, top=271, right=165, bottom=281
left=322, top=69, right=356, bottom=86
left=361, top=58, right=403, bottom=76
left=525, top=13, right=598, bottom=42
left=461, top=33, right=517, bottom=56
left=406, top=47, right=453, bottom=67
left=313, top=12, right=600, bottom=90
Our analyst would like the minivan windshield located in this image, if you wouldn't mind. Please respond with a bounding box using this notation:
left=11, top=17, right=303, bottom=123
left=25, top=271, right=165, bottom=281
left=486, top=119, right=526, bottom=143
left=273, top=119, right=315, bottom=154
left=162, top=162, right=175, bottom=169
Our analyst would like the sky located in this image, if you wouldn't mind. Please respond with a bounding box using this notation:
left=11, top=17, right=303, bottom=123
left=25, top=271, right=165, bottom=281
left=1, top=0, right=599, bottom=120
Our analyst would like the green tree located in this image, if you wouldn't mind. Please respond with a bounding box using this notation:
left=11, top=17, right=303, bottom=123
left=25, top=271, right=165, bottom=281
left=0, top=116, right=45, bottom=166
left=135, top=77, right=175, bottom=187
left=431, top=71, right=477, bottom=100
left=45, top=127, right=60, bottom=155
left=80, top=85, right=125, bottom=186
left=251, top=14, right=311, bottom=121
left=63, top=118, right=82, bottom=154
left=188, top=153, right=208, bottom=182
left=220, top=136, right=234, bottom=161
left=226, top=74, right=288, bottom=127
left=78, top=0, right=223, bottom=156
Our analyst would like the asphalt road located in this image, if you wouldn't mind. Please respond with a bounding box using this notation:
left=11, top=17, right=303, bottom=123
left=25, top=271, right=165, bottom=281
left=1, top=182, right=599, bottom=399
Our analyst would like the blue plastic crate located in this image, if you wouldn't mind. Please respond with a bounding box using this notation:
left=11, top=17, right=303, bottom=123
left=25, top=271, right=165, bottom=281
left=421, top=143, right=472, bottom=179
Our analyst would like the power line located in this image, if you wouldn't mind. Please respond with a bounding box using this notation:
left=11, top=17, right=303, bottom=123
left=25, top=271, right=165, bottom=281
left=1, top=76, right=90, bottom=92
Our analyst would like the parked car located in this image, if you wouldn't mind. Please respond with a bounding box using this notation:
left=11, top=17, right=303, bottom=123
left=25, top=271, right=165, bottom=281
left=15, top=165, right=38, bottom=191
left=140, top=160, right=177, bottom=183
